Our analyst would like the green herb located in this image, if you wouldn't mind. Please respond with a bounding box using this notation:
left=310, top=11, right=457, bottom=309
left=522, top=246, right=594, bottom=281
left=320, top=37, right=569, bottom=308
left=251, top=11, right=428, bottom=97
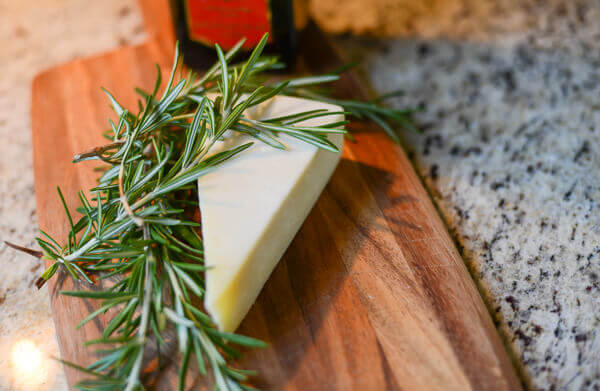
left=10, top=33, right=416, bottom=390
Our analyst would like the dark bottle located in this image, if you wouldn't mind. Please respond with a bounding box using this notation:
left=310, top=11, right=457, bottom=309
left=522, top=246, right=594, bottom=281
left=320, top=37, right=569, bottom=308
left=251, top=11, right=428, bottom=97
left=170, top=0, right=297, bottom=69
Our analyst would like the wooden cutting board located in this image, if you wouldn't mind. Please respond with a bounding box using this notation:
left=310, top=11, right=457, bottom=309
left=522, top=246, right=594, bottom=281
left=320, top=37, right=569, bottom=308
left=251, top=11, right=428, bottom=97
left=30, top=1, right=522, bottom=390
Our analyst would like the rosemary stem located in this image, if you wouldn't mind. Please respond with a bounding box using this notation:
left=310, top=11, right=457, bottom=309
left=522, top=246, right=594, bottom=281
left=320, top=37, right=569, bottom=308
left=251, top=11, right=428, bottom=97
left=4, top=241, right=43, bottom=258
left=118, top=162, right=143, bottom=227
left=189, top=138, right=217, bottom=168
left=125, top=225, right=154, bottom=391
left=62, top=238, right=98, bottom=262
left=73, top=141, right=124, bottom=161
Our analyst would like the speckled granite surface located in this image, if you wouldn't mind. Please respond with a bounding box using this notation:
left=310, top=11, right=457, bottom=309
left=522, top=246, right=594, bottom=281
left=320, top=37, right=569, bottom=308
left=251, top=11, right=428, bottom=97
left=0, top=1, right=145, bottom=390
left=1, top=1, right=599, bottom=390
left=336, top=1, right=600, bottom=390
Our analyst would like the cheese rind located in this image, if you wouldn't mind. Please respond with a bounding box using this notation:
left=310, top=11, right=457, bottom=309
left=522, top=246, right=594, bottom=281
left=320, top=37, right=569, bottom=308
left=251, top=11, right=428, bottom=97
left=198, top=96, right=343, bottom=332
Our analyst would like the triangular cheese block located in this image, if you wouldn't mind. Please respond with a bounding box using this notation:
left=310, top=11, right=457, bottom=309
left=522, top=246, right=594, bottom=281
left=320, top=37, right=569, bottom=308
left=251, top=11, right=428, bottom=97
left=198, top=96, right=344, bottom=332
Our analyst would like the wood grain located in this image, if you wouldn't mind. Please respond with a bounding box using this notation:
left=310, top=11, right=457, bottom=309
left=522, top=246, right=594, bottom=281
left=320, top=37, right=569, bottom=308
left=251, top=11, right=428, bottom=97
left=30, top=2, right=522, bottom=390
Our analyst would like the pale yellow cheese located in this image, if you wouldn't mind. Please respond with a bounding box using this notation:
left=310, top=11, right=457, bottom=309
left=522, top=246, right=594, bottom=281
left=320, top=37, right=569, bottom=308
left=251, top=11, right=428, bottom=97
left=198, top=96, right=344, bottom=332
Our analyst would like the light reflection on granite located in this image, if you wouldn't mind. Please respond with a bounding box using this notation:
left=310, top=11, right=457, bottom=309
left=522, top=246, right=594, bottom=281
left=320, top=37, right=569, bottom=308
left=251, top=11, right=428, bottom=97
left=10, top=340, right=50, bottom=389
left=0, top=1, right=145, bottom=390
left=336, top=1, right=600, bottom=389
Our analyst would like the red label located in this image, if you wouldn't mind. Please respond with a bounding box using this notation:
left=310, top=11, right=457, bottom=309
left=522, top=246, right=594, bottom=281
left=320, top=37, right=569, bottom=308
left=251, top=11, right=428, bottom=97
left=184, top=0, right=272, bottom=50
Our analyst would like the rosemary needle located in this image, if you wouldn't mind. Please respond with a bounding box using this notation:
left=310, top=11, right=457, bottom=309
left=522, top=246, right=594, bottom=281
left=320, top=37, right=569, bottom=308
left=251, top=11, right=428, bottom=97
left=12, top=33, right=416, bottom=390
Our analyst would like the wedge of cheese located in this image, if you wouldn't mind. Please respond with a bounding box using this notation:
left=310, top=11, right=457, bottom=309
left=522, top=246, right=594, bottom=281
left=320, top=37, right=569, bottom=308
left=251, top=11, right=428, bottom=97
left=198, top=96, right=344, bottom=332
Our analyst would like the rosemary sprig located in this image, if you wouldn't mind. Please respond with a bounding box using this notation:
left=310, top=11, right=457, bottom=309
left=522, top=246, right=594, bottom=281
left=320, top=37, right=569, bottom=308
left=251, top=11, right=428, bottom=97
left=12, top=33, right=417, bottom=390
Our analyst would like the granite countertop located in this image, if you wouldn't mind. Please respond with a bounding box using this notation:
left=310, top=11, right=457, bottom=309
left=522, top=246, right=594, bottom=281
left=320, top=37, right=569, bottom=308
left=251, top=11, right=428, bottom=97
left=0, top=1, right=598, bottom=390
left=336, top=1, right=600, bottom=389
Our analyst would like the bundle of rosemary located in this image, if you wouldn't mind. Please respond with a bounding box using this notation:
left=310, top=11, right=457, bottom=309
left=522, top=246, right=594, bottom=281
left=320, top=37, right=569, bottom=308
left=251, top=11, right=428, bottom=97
left=10, top=34, right=415, bottom=390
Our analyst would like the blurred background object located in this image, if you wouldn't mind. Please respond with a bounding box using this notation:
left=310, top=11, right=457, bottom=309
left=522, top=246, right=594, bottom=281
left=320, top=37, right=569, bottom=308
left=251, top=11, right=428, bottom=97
left=299, top=0, right=461, bottom=36
left=170, top=0, right=296, bottom=68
